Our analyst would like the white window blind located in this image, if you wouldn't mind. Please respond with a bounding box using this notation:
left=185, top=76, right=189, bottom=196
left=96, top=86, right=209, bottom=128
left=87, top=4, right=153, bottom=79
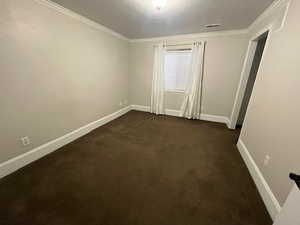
left=164, top=51, right=192, bottom=91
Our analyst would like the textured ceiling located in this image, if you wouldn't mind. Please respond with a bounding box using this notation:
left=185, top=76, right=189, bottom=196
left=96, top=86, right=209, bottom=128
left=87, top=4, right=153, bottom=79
left=50, top=0, right=275, bottom=39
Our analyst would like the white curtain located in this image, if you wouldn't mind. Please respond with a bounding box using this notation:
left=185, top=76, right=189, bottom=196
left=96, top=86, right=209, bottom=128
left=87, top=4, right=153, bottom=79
left=180, top=42, right=205, bottom=119
left=151, top=43, right=166, bottom=115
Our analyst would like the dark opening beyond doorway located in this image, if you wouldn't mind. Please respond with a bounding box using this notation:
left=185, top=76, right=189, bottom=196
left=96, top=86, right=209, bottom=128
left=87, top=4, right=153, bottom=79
left=237, top=32, right=269, bottom=127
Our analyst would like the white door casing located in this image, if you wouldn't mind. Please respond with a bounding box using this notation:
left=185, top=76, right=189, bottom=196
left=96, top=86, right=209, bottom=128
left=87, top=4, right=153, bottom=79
left=273, top=185, right=300, bottom=225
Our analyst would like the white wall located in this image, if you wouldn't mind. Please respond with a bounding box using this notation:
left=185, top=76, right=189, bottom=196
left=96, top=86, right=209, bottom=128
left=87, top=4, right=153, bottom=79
left=238, top=0, right=300, bottom=206
left=2, top=1, right=299, bottom=213
left=129, top=34, right=249, bottom=118
left=0, top=0, right=129, bottom=163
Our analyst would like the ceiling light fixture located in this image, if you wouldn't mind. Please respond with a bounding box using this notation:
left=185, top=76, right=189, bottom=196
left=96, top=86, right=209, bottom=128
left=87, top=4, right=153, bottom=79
left=153, top=0, right=168, bottom=10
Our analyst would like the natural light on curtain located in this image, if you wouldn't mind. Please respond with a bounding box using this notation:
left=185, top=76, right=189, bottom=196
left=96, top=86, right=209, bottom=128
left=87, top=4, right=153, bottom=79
left=151, top=42, right=204, bottom=118
left=151, top=43, right=166, bottom=115
left=180, top=42, right=205, bottom=119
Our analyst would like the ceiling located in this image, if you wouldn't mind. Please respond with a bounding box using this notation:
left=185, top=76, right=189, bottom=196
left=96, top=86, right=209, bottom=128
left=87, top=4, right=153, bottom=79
left=50, top=0, right=275, bottom=39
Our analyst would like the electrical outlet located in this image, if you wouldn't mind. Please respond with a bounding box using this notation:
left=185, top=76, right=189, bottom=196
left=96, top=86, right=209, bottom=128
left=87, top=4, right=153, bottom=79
left=119, top=101, right=123, bottom=107
left=21, top=137, right=31, bottom=146
left=123, top=99, right=128, bottom=105
left=263, top=155, right=270, bottom=166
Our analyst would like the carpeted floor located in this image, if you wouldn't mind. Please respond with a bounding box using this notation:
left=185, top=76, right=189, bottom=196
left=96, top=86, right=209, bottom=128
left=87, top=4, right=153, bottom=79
left=0, top=111, right=272, bottom=225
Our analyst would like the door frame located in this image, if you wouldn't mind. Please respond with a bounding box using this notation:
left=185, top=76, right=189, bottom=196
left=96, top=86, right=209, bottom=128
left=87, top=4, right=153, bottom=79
left=274, top=184, right=300, bottom=225
left=228, top=26, right=272, bottom=129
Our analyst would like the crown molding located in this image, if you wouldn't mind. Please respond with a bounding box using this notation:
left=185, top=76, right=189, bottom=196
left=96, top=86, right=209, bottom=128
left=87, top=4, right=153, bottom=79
left=130, top=0, right=291, bottom=43
left=129, top=29, right=249, bottom=43
left=35, top=0, right=129, bottom=41
left=34, top=0, right=290, bottom=43
left=248, top=0, right=291, bottom=32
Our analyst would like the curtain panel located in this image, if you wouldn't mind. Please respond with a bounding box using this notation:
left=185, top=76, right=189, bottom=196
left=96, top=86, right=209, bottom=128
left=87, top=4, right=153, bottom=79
left=151, top=43, right=166, bottom=115
left=180, top=42, right=205, bottom=119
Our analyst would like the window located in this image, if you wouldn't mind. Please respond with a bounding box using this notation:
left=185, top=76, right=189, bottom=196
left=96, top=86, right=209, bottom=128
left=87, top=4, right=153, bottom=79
left=164, top=50, right=192, bottom=91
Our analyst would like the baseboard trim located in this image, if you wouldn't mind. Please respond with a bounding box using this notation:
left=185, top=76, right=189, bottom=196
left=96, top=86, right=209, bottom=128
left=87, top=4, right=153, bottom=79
left=165, top=109, right=181, bottom=117
left=131, top=105, right=230, bottom=126
left=0, top=105, right=230, bottom=179
left=0, top=106, right=131, bottom=179
left=237, top=139, right=281, bottom=221
left=200, top=114, right=230, bottom=126
left=131, top=105, right=150, bottom=112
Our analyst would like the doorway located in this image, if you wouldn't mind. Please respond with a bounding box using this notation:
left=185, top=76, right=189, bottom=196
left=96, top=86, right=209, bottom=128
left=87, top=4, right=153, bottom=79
left=229, top=30, right=269, bottom=129
left=237, top=32, right=268, bottom=127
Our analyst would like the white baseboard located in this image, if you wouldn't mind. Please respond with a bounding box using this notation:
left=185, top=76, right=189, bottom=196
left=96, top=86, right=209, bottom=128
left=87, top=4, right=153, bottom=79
left=131, top=105, right=150, bottom=112
left=0, top=105, right=230, bottom=179
left=200, top=114, right=230, bottom=126
left=237, top=139, right=281, bottom=221
left=0, top=106, right=131, bottom=179
left=131, top=105, right=230, bottom=126
left=165, top=109, right=181, bottom=117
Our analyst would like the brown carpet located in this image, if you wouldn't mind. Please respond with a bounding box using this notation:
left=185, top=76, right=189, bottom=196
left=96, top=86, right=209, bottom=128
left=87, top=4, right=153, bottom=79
left=0, top=111, right=272, bottom=225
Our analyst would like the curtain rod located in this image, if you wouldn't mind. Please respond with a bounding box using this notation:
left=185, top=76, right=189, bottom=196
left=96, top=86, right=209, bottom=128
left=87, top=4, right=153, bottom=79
left=163, top=42, right=202, bottom=47
left=163, top=44, right=192, bottom=47
left=166, top=48, right=192, bottom=52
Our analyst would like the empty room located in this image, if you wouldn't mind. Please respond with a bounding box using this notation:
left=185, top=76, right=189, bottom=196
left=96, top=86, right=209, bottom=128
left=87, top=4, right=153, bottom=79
left=1, top=0, right=299, bottom=225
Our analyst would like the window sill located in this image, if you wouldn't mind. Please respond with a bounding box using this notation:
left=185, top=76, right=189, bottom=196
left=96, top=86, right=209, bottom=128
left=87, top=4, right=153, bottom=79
left=165, top=90, right=185, bottom=94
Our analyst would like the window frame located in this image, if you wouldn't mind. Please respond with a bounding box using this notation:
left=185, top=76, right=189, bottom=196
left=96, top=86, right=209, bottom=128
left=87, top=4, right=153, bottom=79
left=164, top=49, right=192, bottom=93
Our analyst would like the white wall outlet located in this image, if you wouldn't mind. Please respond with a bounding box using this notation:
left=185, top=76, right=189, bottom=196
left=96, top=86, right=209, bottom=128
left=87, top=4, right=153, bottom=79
left=119, top=101, right=123, bottom=107
left=21, top=137, right=31, bottom=146
left=263, top=155, right=271, bottom=166
left=123, top=99, right=128, bottom=105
